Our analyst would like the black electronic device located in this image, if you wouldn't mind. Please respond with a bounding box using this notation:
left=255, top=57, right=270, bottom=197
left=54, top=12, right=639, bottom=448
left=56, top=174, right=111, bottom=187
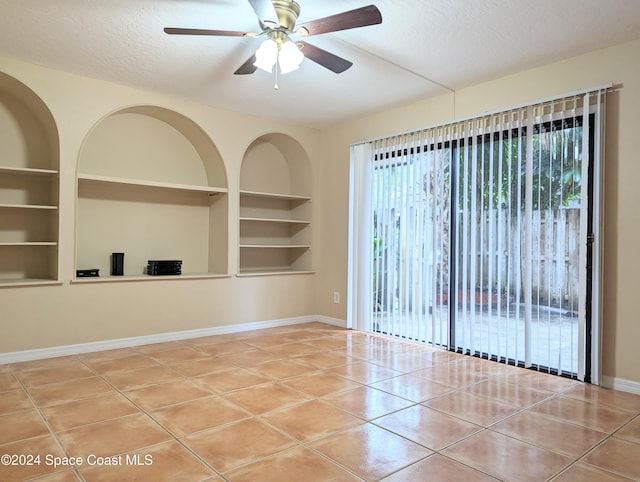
left=147, top=260, right=182, bottom=276
left=111, top=252, right=124, bottom=276
left=76, top=269, right=99, bottom=278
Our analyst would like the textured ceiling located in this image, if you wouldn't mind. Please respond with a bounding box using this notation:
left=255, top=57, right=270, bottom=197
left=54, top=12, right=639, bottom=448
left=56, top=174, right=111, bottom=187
left=1, top=0, right=640, bottom=128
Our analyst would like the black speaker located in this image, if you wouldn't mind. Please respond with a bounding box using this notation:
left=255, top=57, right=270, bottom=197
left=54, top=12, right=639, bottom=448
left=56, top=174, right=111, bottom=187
left=111, top=252, right=124, bottom=276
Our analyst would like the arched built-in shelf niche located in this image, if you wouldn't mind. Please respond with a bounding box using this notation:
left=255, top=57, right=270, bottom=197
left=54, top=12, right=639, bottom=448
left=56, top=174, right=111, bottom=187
left=238, top=133, right=313, bottom=276
left=75, top=105, right=228, bottom=282
left=0, top=72, right=60, bottom=287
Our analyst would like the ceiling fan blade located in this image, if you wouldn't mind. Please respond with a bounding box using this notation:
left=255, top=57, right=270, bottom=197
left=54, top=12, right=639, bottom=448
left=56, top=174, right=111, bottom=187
left=234, top=54, right=258, bottom=75
left=298, top=5, right=382, bottom=36
left=299, top=42, right=352, bottom=74
left=164, top=27, right=246, bottom=37
left=247, top=0, right=279, bottom=25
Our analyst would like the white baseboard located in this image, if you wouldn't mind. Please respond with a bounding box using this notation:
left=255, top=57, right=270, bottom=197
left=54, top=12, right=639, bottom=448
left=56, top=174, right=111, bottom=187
left=314, top=315, right=348, bottom=328
left=601, top=376, right=640, bottom=395
left=0, top=315, right=336, bottom=364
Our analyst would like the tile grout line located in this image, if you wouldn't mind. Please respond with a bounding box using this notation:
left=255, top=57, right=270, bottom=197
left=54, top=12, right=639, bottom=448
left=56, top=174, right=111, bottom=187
left=13, top=353, right=233, bottom=481
left=222, top=418, right=366, bottom=481
left=7, top=362, right=86, bottom=481
left=187, top=331, right=370, bottom=479
left=82, top=356, right=237, bottom=482
left=80, top=340, right=372, bottom=481
left=247, top=411, right=369, bottom=481
left=567, top=412, right=640, bottom=478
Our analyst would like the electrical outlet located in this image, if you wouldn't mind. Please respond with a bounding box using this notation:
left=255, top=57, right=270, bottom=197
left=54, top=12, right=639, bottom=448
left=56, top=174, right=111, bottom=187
left=333, top=291, right=340, bottom=304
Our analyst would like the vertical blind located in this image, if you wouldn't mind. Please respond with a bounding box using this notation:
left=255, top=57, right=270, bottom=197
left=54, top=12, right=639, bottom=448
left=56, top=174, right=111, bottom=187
left=349, top=87, right=607, bottom=380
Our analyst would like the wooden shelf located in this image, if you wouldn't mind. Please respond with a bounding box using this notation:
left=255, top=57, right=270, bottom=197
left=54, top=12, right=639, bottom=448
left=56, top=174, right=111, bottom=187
left=239, top=190, right=311, bottom=202
left=71, top=273, right=231, bottom=284
left=0, top=242, right=57, bottom=246
left=239, top=217, right=310, bottom=225
left=237, top=269, right=314, bottom=277
left=78, top=173, right=228, bottom=195
left=0, top=166, right=58, bottom=176
left=240, top=244, right=311, bottom=249
left=0, top=203, right=58, bottom=210
left=0, top=278, right=63, bottom=288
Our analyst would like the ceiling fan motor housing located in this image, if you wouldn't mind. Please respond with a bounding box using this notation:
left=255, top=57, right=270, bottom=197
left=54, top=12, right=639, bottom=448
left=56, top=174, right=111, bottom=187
left=272, top=0, right=300, bottom=31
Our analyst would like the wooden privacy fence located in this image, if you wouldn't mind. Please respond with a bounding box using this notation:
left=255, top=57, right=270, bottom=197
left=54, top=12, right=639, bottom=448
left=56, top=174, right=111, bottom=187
left=375, top=207, right=581, bottom=312
left=459, top=208, right=581, bottom=310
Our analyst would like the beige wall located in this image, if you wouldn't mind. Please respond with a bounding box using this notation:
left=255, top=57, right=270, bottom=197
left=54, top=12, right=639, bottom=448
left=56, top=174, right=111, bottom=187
left=0, top=55, right=320, bottom=352
left=316, top=38, right=640, bottom=384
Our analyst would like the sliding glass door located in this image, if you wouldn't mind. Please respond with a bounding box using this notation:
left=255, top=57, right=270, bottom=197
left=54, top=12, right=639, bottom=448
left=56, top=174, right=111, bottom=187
left=452, top=110, right=586, bottom=376
left=371, top=133, right=452, bottom=348
left=351, top=90, right=606, bottom=381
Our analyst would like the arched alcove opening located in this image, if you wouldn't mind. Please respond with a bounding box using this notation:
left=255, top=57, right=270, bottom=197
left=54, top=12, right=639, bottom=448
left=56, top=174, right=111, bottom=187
left=76, top=106, right=228, bottom=280
left=0, top=72, right=60, bottom=284
left=240, top=132, right=311, bottom=196
left=238, top=133, right=313, bottom=275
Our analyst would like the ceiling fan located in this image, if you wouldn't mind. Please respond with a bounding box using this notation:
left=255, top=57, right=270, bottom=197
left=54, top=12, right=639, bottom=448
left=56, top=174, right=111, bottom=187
left=164, top=0, right=382, bottom=78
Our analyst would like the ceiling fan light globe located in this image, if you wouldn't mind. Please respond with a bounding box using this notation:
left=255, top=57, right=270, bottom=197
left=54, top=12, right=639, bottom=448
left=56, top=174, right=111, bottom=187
left=253, top=38, right=278, bottom=73
left=278, top=41, right=304, bottom=74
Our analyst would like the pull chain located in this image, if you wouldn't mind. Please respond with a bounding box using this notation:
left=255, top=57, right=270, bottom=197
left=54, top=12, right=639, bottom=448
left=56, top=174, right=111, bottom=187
left=273, top=49, right=280, bottom=90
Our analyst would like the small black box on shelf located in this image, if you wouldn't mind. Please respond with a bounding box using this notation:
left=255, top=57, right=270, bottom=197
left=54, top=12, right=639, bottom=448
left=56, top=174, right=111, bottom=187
left=111, top=252, right=124, bottom=276
left=147, top=260, right=182, bottom=266
left=76, top=269, right=100, bottom=278
left=147, top=260, right=182, bottom=276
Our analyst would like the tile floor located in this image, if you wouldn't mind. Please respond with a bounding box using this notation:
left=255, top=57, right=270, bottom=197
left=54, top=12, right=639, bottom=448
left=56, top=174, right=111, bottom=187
left=1, top=322, right=639, bottom=481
